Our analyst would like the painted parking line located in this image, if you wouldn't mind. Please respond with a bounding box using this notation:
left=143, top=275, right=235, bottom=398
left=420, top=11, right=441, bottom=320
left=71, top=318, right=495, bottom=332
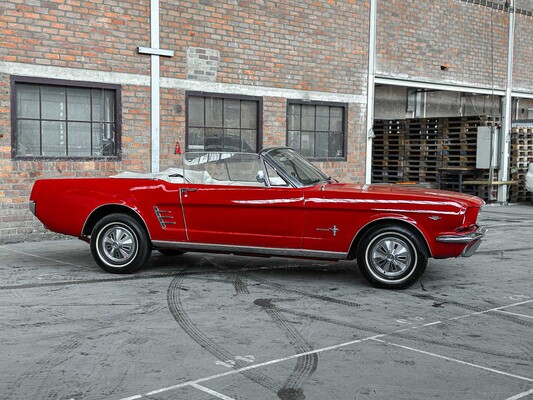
left=503, top=387, right=533, bottom=400
left=189, top=383, right=235, bottom=400
left=116, top=298, right=533, bottom=400
left=495, top=309, right=533, bottom=319
left=371, top=338, right=533, bottom=384
left=449, top=299, right=533, bottom=321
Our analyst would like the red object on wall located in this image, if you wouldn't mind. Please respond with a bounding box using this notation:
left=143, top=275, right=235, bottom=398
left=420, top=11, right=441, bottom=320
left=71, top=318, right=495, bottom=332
left=175, top=141, right=181, bottom=155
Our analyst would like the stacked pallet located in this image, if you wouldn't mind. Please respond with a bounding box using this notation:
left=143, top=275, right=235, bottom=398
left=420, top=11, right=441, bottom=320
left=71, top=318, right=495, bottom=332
left=372, top=119, right=404, bottom=182
left=509, top=125, right=533, bottom=202
left=372, top=115, right=497, bottom=197
left=403, top=118, right=441, bottom=183
left=441, top=116, right=482, bottom=169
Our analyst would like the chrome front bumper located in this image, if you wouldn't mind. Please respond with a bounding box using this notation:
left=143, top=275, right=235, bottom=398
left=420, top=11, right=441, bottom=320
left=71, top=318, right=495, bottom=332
left=436, top=226, right=488, bottom=258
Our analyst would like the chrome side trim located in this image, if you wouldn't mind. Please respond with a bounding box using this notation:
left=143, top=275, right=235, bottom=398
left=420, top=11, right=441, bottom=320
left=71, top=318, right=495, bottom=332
left=436, top=226, right=488, bottom=244
left=152, top=240, right=347, bottom=260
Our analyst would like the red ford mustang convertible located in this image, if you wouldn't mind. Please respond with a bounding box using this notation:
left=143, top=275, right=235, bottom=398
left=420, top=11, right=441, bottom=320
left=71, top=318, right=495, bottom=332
left=30, top=148, right=486, bottom=289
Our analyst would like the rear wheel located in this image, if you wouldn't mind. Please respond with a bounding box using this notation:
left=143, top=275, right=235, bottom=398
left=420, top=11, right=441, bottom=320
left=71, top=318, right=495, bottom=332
left=357, top=224, right=428, bottom=289
left=90, top=213, right=151, bottom=274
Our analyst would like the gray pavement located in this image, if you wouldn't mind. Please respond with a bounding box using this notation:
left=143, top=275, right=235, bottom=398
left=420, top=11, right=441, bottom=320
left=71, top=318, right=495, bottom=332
left=0, top=203, right=532, bottom=400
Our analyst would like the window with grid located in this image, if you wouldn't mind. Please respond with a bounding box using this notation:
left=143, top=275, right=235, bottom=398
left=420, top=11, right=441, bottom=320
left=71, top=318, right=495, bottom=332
left=287, top=102, right=346, bottom=160
left=13, top=79, right=119, bottom=158
left=186, top=93, right=261, bottom=153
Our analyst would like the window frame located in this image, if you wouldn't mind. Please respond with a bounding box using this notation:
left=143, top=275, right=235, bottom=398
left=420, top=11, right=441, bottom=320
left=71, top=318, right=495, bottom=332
left=286, top=99, right=348, bottom=161
left=10, top=76, right=122, bottom=160
left=185, top=91, right=263, bottom=153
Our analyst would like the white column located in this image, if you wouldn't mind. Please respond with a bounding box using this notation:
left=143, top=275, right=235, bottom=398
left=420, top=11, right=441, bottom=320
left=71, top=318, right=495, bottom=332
left=365, top=0, right=377, bottom=184
left=498, top=0, right=515, bottom=202
left=138, top=1, right=174, bottom=173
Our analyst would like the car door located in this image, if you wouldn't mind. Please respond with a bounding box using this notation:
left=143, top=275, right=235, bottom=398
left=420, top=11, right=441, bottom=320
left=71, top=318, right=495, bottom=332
left=180, top=183, right=305, bottom=249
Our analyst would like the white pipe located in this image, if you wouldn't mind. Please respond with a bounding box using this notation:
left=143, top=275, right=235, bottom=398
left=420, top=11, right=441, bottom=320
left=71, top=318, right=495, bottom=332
left=365, top=0, right=377, bottom=184
left=150, top=0, right=160, bottom=173
left=498, top=0, right=515, bottom=202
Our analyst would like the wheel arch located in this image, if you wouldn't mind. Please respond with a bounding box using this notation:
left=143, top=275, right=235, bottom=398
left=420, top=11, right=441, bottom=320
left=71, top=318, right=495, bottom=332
left=348, top=217, right=432, bottom=260
left=82, top=204, right=151, bottom=241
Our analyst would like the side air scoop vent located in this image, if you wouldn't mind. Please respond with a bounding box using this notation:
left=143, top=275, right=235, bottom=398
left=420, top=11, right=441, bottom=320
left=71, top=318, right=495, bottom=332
left=154, top=207, right=176, bottom=229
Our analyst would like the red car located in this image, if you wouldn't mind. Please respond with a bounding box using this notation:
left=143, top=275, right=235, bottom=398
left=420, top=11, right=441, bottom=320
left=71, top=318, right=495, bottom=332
left=29, top=148, right=486, bottom=289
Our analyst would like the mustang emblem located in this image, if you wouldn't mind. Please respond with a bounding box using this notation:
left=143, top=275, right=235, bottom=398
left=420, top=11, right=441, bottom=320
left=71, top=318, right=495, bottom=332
left=316, top=225, right=339, bottom=236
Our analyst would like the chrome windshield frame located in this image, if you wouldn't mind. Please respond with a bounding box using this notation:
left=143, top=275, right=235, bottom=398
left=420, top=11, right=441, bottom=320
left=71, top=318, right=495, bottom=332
left=260, top=147, right=329, bottom=188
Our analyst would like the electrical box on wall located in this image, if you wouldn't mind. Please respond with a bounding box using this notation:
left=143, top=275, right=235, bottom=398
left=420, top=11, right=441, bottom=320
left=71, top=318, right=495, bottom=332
left=476, top=126, right=499, bottom=169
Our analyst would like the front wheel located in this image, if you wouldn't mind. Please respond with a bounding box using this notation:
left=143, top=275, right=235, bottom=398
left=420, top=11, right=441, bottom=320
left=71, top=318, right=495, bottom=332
left=357, top=225, right=428, bottom=289
left=90, top=213, right=151, bottom=274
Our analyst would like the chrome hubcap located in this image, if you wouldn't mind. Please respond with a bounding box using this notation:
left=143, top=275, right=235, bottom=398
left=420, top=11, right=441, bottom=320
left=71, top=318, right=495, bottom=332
left=101, top=226, right=136, bottom=264
left=371, top=237, right=412, bottom=277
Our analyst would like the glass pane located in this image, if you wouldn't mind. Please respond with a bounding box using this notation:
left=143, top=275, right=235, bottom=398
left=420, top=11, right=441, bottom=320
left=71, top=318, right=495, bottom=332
left=329, top=132, right=344, bottom=157
left=16, top=84, right=40, bottom=119
left=205, top=97, right=223, bottom=127
left=188, top=96, right=204, bottom=127
left=316, top=131, right=329, bottom=158
left=287, top=131, right=300, bottom=153
left=67, top=88, right=91, bottom=121
left=301, top=105, right=315, bottom=131
left=41, top=86, right=66, bottom=120
left=104, top=90, right=115, bottom=122
left=288, top=104, right=301, bottom=130
left=241, top=129, right=257, bottom=152
left=330, top=107, right=344, bottom=132
left=92, top=123, right=104, bottom=156
left=42, top=121, right=66, bottom=156
left=92, top=89, right=104, bottom=121
left=96, top=123, right=115, bottom=156
left=16, top=120, right=40, bottom=156
left=68, top=122, right=91, bottom=156
left=224, top=99, right=240, bottom=128
left=188, top=127, right=205, bottom=150
left=204, top=128, right=224, bottom=150
left=92, top=89, right=115, bottom=122
left=224, top=129, right=241, bottom=151
left=240, top=101, right=257, bottom=129
left=300, top=131, right=315, bottom=157
left=316, top=106, right=330, bottom=131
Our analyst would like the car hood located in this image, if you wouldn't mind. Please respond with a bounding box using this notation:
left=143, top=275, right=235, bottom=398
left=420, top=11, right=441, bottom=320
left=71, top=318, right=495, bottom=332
left=320, top=183, right=485, bottom=209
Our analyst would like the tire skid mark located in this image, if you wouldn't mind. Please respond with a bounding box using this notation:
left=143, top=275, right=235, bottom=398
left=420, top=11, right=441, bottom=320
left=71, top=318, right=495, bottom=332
left=274, top=304, right=532, bottom=362
left=167, top=274, right=282, bottom=395
left=405, top=292, right=533, bottom=328
left=246, top=275, right=362, bottom=308
left=254, top=299, right=317, bottom=399
left=0, top=262, right=316, bottom=291
left=185, top=272, right=361, bottom=308
left=233, top=274, right=250, bottom=295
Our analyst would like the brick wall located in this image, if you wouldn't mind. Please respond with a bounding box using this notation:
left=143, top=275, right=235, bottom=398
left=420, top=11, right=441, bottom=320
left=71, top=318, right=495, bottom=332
left=377, top=0, right=509, bottom=88
left=1, top=0, right=371, bottom=243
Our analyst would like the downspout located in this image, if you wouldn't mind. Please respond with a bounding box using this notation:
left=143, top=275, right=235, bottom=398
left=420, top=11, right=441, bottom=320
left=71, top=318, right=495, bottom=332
left=365, top=0, right=377, bottom=184
left=498, top=0, right=515, bottom=202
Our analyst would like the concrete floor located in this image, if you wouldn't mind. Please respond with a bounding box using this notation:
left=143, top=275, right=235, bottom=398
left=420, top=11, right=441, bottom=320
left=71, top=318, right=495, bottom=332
left=0, top=203, right=532, bottom=400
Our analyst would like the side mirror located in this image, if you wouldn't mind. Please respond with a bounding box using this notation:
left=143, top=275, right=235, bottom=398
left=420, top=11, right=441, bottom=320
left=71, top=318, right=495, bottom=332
left=256, top=170, right=266, bottom=185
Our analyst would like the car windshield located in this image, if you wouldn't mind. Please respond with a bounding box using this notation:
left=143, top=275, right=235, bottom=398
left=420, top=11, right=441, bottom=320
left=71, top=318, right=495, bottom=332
left=264, top=148, right=328, bottom=186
